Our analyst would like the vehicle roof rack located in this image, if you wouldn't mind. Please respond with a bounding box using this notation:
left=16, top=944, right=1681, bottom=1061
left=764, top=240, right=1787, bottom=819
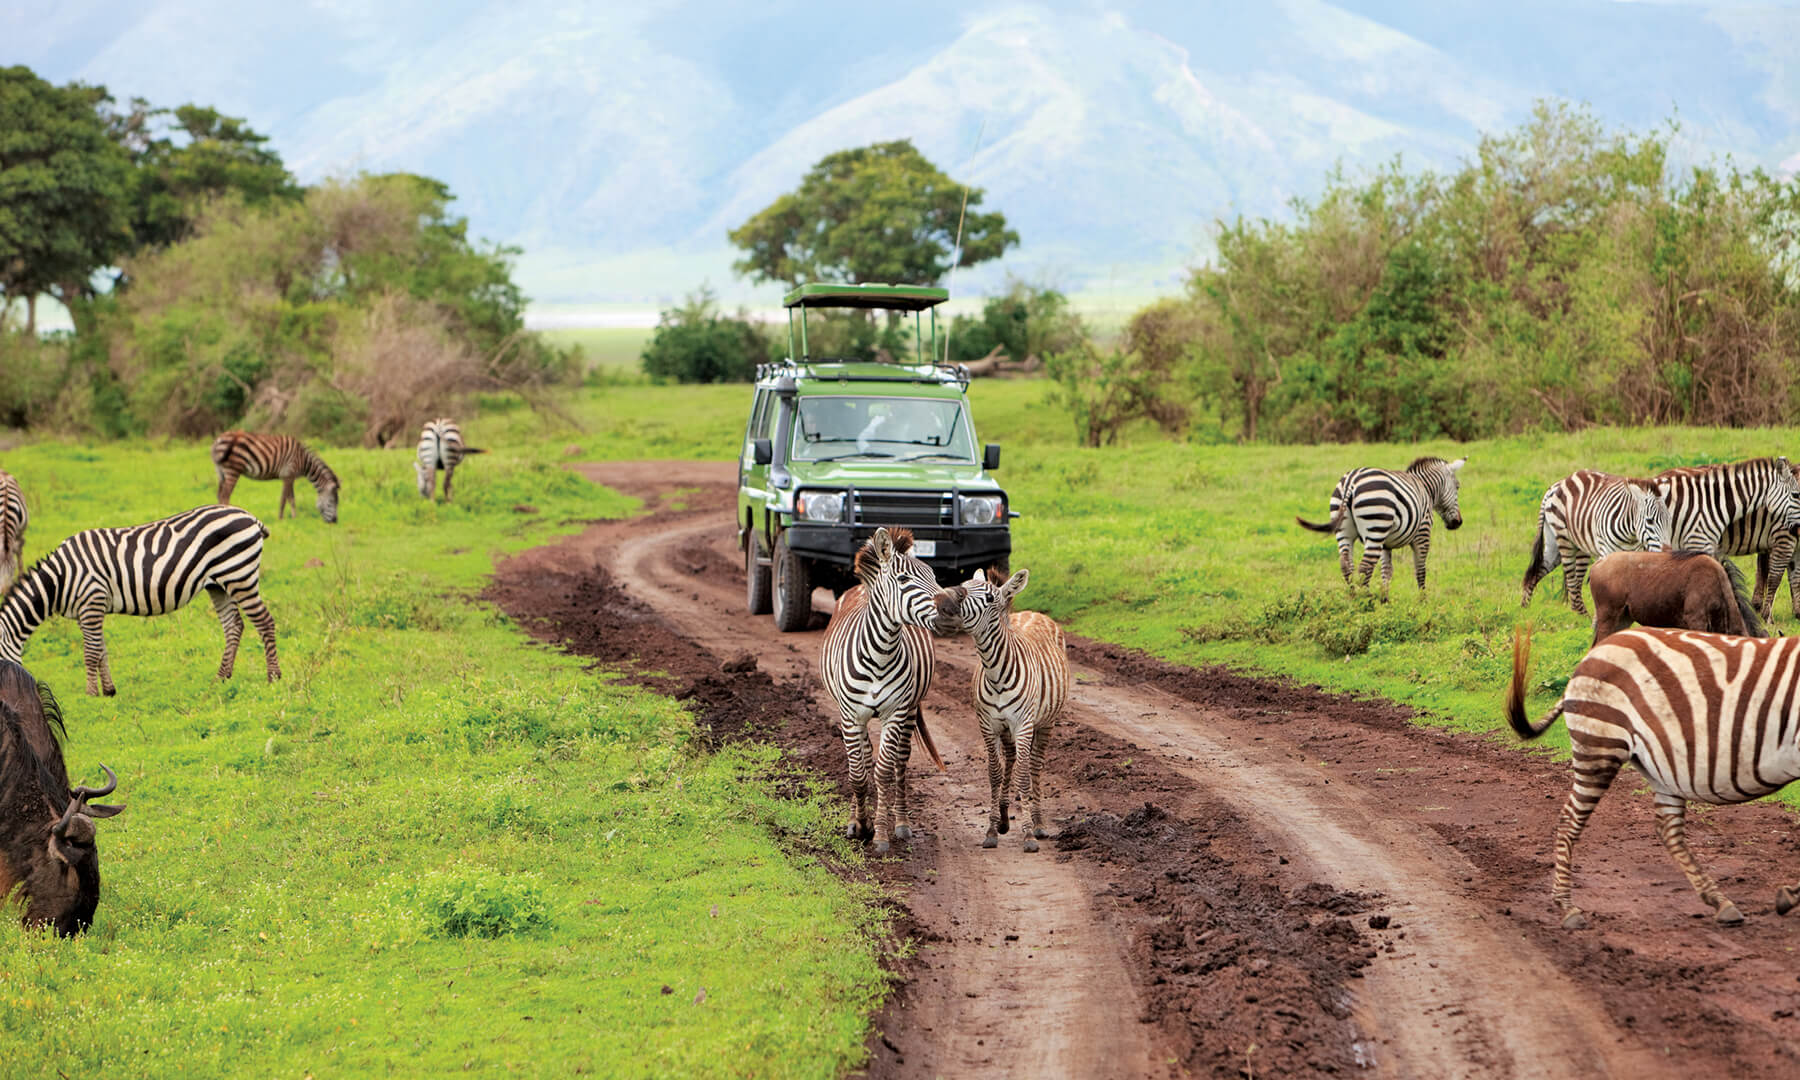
left=756, top=358, right=971, bottom=389
left=782, top=282, right=949, bottom=311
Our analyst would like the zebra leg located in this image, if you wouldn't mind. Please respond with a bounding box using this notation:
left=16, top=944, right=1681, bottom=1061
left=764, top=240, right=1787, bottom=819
left=1017, top=720, right=1041, bottom=853
left=227, top=585, right=281, bottom=682
left=840, top=709, right=874, bottom=841
left=77, top=600, right=112, bottom=697
left=1653, top=793, right=1743, bottom=925
left=1412, top=538, right=1430, bottom=595
left=444, top=465, right=455, bottom=503
left=208, top=585, right=244, bottom=680
left=1378, top=549, right=1394, bottom=602
left=871, top=712, right=910, bottom=854
left=978, top=713, right=1006, bottom=847
left=1028, top=718, right=1052, bottom=841
left=1562, top=552, right=1592, bottom=617
left=1551, top=747, right=1623, bottom=928
left=280, top=476, right=296, bottom=519
left=215, top=468, right=239, bottom=506
left=1356, top=548, right=1381, bottom=590
left=1754, top=550, right=1773, bottom=620
left=890, top=709, right=916, bottom=843
left=1336, top=534, right=1354, bottom=585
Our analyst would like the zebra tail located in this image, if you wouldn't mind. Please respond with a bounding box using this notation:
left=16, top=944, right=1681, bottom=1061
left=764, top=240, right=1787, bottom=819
left=1523, top=520, right=1549, bottom=595
left=461, top=446, right=488, bottom=455
left=1720, top=556, right=1768, bottom=638
left=1295, top=513, right=1340, bottom=534
left=1505, top=627, right=1564, bottom=740
left=912, top=707, right=947, bottom=774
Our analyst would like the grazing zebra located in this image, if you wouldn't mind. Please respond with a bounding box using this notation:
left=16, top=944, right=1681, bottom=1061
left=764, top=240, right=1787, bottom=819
left=935, top=567, right=1069, bottom=852
left=1508, top=626, right=1800, bottom=929
left=415, top=418, right=485, bottom=502
left=0, top=468, right=27, bottom=595
left=0, top=506, right=280, bottom=696
left=820, top=527, right=946, bottom=854
left=211, top=431, right=340, bottom=523
left=1521, top=470, right=1669, bottom=615
left=1295, top=456, right=1467, bottom=598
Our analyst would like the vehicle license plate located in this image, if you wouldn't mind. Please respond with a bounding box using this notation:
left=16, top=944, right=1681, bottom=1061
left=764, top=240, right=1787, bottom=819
left=912, top=539, right=936, bottom=557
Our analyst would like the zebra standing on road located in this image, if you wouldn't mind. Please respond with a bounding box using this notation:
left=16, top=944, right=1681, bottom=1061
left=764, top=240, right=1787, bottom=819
left=820, top=527, right=946, bottom=854
left=1521, top=470, right=1669, bottom=614
left=935, top=567, right=1069, bottom=852
left=0, top=469, right=27, bottom=595
left=1509, top=626, right=1800, bottom=929
left=416, top=418, right=485, bottom=502
left=211, top=431, right=340, bottom=523
left=1296, top=456, right=1467, bottom=598
left=0, top=505, right=280, bottom=696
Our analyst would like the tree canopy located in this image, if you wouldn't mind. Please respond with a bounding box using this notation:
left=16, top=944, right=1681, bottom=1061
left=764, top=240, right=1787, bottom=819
left=0, top=66, right=134, bottom=329
left=110, top=100, right=300, bottom=252
left=729, top=140, right=1018, bottom=287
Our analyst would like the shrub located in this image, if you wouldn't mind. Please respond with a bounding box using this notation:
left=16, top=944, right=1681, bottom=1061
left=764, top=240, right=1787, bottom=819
left=640, top=287, right=771, bottom=383
left=412, top=867, right=554, bottom=939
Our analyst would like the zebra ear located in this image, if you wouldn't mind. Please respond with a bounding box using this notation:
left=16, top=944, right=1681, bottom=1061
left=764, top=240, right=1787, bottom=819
left=871, top=528, right=895, bottom=565
left=1448, top=457, right=1467, bottom=473
left=999, top=568, right=1029, bottom=604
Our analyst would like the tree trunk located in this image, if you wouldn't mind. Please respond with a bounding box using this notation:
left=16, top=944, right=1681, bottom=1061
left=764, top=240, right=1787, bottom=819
left=24, top=294, right=36, bottom=337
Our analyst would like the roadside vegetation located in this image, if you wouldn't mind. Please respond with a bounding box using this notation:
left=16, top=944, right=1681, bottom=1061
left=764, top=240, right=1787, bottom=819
left=0, top=437, right=885, bottom=1077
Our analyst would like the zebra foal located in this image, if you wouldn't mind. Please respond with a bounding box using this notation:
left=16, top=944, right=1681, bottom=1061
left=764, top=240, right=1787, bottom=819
left=0, top=468, right=27, bottom=595
left=1509, top=625, right=1800, bottom=929
left=820, top=527, right=946, bottom=854
left=416, top=418, right=485, bottom=502
left=1296, top=456, right=1466, bottom=599
left=211, top=431, right=340, bottom=523
left=1521, top=470, right=1669, bottom=614
left=0, top=506, right=280, bottom=696
left=935, top=567, right=1069, bottom=852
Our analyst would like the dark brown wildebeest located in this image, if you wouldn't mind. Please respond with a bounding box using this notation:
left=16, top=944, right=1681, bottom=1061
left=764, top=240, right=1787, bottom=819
left=1587, top=550, right=1767, bottom=647
left=0, top=660, right=122, bottom=935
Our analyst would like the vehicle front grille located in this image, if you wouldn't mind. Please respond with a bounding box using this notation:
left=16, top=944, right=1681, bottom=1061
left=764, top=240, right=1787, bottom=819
left=852, top=490, right=953, bottom=528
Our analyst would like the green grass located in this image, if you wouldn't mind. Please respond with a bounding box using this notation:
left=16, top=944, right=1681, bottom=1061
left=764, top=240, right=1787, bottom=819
left=0, top=439, right=885, bottom=1077
left=480, top=380, right=1800, bottom=769
left=538, top=326, right=654, bottom=374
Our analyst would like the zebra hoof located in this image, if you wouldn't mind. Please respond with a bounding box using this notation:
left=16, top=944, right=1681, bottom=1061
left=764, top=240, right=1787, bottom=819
left=1033, top=827, right=1049, bottom=840
left=981, top=835, right=998, bottom=849
left=1777, top=887, right=1799, bottom=916
left=1560, top=909, right=1588, bottom=930
left=845, top=822, right=870, bottom=841
left=1022, top=838, right=1039, bottom=853
left=1716, top=901, right=1745, bottom=926
left=873, top=840, right=891, bottom=856
left=102, top=686, right=116, bottom=698
left=893, top=825, right=912, bottom=842
left=996, top=814, right=1010, bottom=835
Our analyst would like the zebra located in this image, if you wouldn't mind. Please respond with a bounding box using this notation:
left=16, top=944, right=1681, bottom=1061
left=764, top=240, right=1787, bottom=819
left=1508, top=625, right=1800, bottom=928
left=1521, top=470, right=1669, bottom=614
left=934, top=566, right=1069, bottom=852
left=820, top=527, right=946, bottom=854
left=211, top=431, right=340, bottom=523
left=0, top=468, right=27, bottom=596
left=0, top=505, right=280, bottom=696
left=1652, top=456, right=1800, bottom=557
left=415, top=418, right=485, bottom=501
left=1295, top=456, right=1466, bottom=599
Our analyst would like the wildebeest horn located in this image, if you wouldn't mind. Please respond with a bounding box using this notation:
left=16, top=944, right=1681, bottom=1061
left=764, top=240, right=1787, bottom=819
left=53, top=764, right=117, bottom=837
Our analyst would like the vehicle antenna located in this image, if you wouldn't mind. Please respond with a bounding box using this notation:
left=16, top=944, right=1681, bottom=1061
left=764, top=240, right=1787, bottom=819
left=942, top=117, right=987, bottom=365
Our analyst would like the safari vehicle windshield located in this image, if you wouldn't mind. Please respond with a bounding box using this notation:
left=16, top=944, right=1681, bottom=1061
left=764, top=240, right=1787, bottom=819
left=791, top=396, right=975, bottom=463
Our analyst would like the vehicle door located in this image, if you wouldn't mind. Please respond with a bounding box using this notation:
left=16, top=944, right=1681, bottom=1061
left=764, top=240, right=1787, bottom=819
left=739, top=388, right=777, bottom=548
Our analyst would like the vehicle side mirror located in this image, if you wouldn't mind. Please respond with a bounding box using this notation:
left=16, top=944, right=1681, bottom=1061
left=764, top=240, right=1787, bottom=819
left=753, top=438, right=773, bottom=466
left=983, top=444, right=1001, bottom=471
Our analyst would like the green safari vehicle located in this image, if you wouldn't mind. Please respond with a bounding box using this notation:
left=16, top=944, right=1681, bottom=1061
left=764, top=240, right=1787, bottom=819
left=738, top=282, right=1012, bottom=631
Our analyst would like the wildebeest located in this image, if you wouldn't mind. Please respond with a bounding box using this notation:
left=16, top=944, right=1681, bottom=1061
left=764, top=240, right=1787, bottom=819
left=0, top=660, right=122, bottom=935
left=1587, top=550, right=1766, bottom=646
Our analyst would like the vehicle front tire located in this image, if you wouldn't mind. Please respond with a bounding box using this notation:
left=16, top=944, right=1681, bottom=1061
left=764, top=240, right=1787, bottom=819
left=745, top=533, right=772, bottom=616
left=772, top=534, right=813, bottom=632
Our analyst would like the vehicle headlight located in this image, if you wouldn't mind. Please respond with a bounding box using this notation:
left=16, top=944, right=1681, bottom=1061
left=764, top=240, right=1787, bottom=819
left=796, top=491, right=844, bottom=523
left=959, top=494, right=1004, bottom=526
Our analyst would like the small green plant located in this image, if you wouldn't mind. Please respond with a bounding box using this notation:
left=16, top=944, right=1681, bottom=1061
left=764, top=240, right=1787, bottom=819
left=412, top=867, right=554, bottom=939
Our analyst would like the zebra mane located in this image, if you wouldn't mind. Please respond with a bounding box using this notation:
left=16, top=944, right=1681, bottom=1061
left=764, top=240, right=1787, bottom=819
left=852, top=528, right=915, bottom=580
left=1406, top=456, right=1448, bottom=472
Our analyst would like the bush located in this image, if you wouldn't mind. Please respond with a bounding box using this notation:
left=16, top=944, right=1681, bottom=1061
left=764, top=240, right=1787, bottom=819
left=640, top=287, right=772, bottom=383
left=412, top=867, right=554, bottom=939
left=947, top=280, right=1084, bottom=366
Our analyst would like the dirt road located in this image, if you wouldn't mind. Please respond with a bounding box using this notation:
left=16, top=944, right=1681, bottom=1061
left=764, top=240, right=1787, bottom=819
left=489, top=461, right=1800, bottom=1079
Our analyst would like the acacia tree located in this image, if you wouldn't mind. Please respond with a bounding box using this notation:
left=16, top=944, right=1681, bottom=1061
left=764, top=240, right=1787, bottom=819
left=729, top=140, right=1018, bottom=286
left=109, top=100, right=300, bottom=252
left=0, top=66, right=134, bottom=333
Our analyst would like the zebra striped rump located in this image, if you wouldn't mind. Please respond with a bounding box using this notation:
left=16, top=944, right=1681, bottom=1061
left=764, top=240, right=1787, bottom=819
left=1508, top=625, right=1800, bottom=928
left=0, top=469, right=28, bottom=596
left=415, top=418, right=485, bottom=501
left=820, top=527, right=944, bottom=853
left=1297, top=456, right=1467, bottom=598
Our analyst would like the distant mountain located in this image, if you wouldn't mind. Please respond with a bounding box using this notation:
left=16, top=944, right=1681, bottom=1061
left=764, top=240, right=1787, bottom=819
left=9, top=1, right=1799, bottom=305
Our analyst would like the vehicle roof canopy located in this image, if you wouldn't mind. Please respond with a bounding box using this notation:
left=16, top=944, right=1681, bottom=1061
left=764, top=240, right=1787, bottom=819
left=782, top=282, right=949, bottom=311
